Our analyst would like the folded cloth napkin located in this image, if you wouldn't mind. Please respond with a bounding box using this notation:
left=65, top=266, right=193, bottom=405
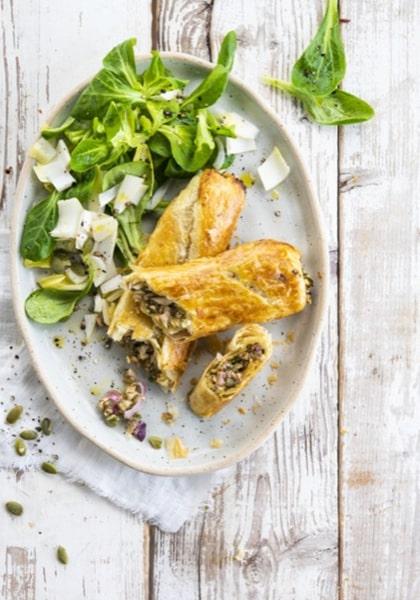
left=0, top=232, right=229, bottom=533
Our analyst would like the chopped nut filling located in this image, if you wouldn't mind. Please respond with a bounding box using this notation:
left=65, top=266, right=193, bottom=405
left=209, top=343, right=265, bottom=391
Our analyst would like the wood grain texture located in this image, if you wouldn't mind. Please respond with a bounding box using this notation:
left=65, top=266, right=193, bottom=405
left=339, top=1, right=420, bottom=599
left=0, top=2, right=152, bottom=599
left=150, top=1, right=339, bottom=598
left=0, top=470, right=147, bottom=599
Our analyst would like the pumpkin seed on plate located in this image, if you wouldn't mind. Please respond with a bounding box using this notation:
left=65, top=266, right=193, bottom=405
left=6, top=405, right=23, bottom=424
left=57, top=545, right=69, bottom=564
left=14, top=438, right=27, bottom=456
left=5, top=501, right=23, bottom=516
left=20, top=430, right=38, bottom=440
left=41, top=462, right=57, bottom=474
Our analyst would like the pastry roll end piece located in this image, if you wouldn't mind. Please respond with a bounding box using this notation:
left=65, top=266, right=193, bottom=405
left=189, top=324, right=272, bottom=418
left=108, top=291, right=190, bottom=392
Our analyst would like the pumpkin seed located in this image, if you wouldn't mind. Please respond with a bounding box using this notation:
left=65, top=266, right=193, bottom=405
left=14, top=438, right=27, bottom=456
left=41, top=462, right=57, bottom=474
left=41, top=417, right=52, bottom=436
left=20, top=430, right=38, bottom=440
left=105, top=414, right=119, bottom=427
left=6, top=405, right=23, bottom=424
left=5, top=501, right=23, bottom=516
left=57, top=545, right=68, bottom=564
left=148, top=436, right=163, bottom=449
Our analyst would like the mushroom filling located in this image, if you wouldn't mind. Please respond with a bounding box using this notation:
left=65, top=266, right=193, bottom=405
left=209, top=343, right=265, bottom=391
left=126, top=338, right=160, bottom=381
left=132, top=283, right=190, bottom=336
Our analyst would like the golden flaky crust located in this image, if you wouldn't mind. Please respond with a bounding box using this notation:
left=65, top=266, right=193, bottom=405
left=108, top=170, right=245, bottom=390
left=128, top=239, right=307, bottom=341
left=189, top=324, right=273, bottom=418
left=137, top=169, right=245, bottom=267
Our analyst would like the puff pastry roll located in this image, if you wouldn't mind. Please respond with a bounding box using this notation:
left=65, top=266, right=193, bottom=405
left=108, top=169, right=245, bottom=390
left=137, top=169, right=245, bottom=267
left=189, top=324, right=272, bottom=417
left=128, top=239, right=308, bottom=342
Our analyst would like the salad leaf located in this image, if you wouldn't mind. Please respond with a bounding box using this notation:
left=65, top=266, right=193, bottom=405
left=102, top=37, right=139, bottom=88
left=70, top=138, right=110, bottom=172
left=303, top=89, right=375, bottom=125
left=159, top=109, right=215, bottom=172
left=216, top=30, right=237, bottom=71
left=140, top=51, right=187, bottom=97
left=292, top=0, right=345, bottom=97
left=25, top=289, right=82, bottom=324
left=102, top=159, right=151, bottom=191
left=61, top=167, right=101, bottom=204
left=71, top=39, right=144, bottom=120
left=25, top=255, right=94, bottom=324
left=263, top=0, right=373, bottom=126
left=20, top=191, right=59, bottom=261
left=41, top=117, right=75, bottom=139
left=263, top=78, right=374, bottom=125
left=103, top=103, right=143, bottom=147
left=182, top=31, right=236, bottom=109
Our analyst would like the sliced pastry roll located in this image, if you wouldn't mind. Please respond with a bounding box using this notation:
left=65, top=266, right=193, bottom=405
left=108, top=290, right=191, bottom=391
left=189, top=324, right=272, bottom=418
left=128, top=239, right=308, bottom=342
left=108, top=169, right=245, bottom=391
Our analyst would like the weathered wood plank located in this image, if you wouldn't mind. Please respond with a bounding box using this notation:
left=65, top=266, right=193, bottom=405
left=339, top=1, right=420, bottom=599
left=0, top=2, right=152, bottom=599
left=151, top=1, right=339, bottom=598
left=0, top=470, right=147, bottom=599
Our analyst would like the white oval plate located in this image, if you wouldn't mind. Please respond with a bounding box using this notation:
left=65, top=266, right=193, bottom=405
left=11, top=53, right=328, bottom=476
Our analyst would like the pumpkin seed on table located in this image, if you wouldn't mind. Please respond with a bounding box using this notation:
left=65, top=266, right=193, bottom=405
left=14, top=438, right=27, bottom=456
left=20, top=429, right=38, bottom=440
left=5, top=501, right=23, bottom=516
left=41, top=417, right=52, bottom=435
left=6, top=405, right=23, bottom=424
left=57, top=546, right=69, bottom=564
left=41, top=462, right=58, bottom=474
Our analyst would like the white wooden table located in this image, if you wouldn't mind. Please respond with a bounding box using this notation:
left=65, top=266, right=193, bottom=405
left=1, top=1, right=418, bottom=598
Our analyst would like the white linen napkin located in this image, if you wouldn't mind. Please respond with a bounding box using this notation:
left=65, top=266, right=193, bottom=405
left=0, top=230, right=229, bottom=533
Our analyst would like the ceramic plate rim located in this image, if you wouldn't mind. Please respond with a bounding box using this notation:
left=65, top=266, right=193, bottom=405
left=10, top=51, right=329, bottom=476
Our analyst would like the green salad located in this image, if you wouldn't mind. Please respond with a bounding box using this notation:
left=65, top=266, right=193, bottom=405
left=21, top=33, right=237, bottom=325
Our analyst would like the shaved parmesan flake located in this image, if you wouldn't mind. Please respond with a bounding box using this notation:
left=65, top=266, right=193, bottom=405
left=146, top=180, right=171, bottom=210
left=93, top=294, right=104, bottom=313
left=29, top=138, right=56, bottom=164
left=225, top=136, right=257, bottom=155
left=98, top=184, right=119, bottom=208
left=100, top=274, right=123, bottom=296
left=76, top=209, right=95, bottom=250
left=91, top=213, right=118, bottom=242
left=33, top=139, right=75, bottom=191
left=50, top=198, right=83, bottom=239
left=113, top=175, right=148, bottom=213
left=84, top=314, right=97, bottom=342
left=152, top=89, right=180, bottom=101
left=90, top=255, right=110, bottom=287
left=257, top=146, right=290, bottom=191
left=221, top=112, right=259, bottom=139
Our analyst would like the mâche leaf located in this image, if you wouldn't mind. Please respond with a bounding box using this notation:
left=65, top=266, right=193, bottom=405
left=263, top=1, right=374, bottom=126
left=71, top=39, right=144, bottom=120
left=70, top=138, right=110, bottom=172
left=182, top=31, right=236, bottom=109
left=20, top=192, right=59, bottom=261
left=292, top=0, right=345, bottom=96
left=303, top=89, right=375, bottom=125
